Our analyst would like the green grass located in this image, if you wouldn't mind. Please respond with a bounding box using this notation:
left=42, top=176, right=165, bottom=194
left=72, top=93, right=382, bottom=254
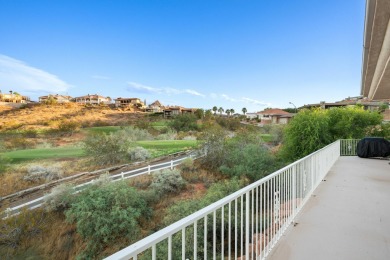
left=83, top=126, right=122, bottom=134
left=260, top=134, right=273, bottom=142
left=136, top=140, right=198, bottom=157
left=150, top=120, right=169, bottom=130
left=1, top=140, right=198, bottom=164
left=2, top=146, right=86, bottom=163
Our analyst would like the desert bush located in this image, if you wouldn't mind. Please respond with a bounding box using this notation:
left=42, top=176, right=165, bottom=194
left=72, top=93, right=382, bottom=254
left=22, top=129, right=38, bottom=138
left=199, top=125, right=228, bottom=170
left=5, top=136, right=36, bottom=150
left=83, top=132, right=131, bottom=166
left=156, top=128, right=176, bottom=140
left=168, top=114, right=199, bottom=132
left=24, top=165, right=64, bottom=182
left=179, top=157, right=195, bottom=172
left=65, top=181, right=150, bottom=258
left=128, top=146, right=151, bottom=161
left=0, top=155, right=11, bottom=174
left=0, top=208, right=48, bottom=256
left=57, top=120, right=81, bottom=136
left=44, top=184, right=75, bottom=212
left=150, top=169, right=187, bottom=195
left=220, top=143, right=279, bottom=182
left=118, top=126, right=153, bottom=141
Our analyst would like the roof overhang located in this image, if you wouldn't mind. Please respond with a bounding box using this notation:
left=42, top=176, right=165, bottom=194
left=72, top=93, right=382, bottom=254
left=361, top=0, right=390, bottom=100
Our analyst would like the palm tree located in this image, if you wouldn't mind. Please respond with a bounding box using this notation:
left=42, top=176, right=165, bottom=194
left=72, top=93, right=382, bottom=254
left=212, top=106, right=218, bottom=115
left=230, top=109, right=235, bottom=115
left=242, top=107, right=247, bottom=115
left=218, top=107, right=224, bottom=115
left=226, top=109, right=231, bottom=117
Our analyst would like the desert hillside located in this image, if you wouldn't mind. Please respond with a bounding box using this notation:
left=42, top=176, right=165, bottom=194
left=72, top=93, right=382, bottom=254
left=0, top=103, right=146, bottom=131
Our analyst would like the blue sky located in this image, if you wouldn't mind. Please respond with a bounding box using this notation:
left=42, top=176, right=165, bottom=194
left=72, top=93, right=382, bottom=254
left=0, top=0, right=366, bottom=112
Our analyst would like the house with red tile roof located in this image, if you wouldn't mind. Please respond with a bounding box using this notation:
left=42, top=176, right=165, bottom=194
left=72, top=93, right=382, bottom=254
left=257, top=108, right=294, bottom=125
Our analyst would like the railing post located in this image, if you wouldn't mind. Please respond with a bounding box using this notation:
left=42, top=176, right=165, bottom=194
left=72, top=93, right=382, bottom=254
left=121, top=172, right=124, bottom=180
left=171, top=160, right=173, bottom=170
left=292, top=165, right=297, bottom=218
left=148, top=165, right=151, bottom=174
left=245, top=192, right=250, bottom=258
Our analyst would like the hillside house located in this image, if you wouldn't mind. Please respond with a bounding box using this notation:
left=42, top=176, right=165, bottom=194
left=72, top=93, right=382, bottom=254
left=72, top=94, right=111, bottom=105
left=245, top=112, right=259, bottom=120
left=114, top=97, right=145, bottom=108
left=0, top=91, right=30, bottom=103
left=163, top=106, right=196, bottom=118
left=39, top=94, right=72, bottom=103
left=302, top=98, right=389, bottom=111
left=257, top=108, right=294, bottom=125
left=146, top=100, right=164, bottom=112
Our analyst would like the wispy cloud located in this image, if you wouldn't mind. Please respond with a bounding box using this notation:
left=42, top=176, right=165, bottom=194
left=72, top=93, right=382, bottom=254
left=241, top=97, right=271, bottom=106
left=127, top=82, right=205, bottom=97
left=220, top=94, right=270, bottom=106
left=91, top=75, right=110, bottom=80
left=221, top=94, right=239, bottom=102
left=0, top=54, right=72, bottom=93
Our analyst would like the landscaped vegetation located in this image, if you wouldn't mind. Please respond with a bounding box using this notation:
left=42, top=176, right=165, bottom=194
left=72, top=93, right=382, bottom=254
left=0, top=104, right=388, bottom=259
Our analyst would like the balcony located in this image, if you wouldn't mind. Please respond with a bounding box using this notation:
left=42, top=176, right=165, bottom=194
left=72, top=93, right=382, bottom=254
left=105, top=140, right=390, bottom=260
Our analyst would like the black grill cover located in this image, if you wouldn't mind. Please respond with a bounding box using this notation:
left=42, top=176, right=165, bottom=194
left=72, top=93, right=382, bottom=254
left=357, top=137, right=390, bottom=158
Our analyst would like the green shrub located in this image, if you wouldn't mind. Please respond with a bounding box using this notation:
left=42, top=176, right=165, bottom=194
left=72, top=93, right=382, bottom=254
left=220, top=144, right=278, bottom=182
left=0, top=155, right=11, bottom=174
left=150, top=169, right=186, bottom=195
left=65, top=181, right=150, bottom=258
left=57, top=120, right=81, bottom=136
left=83, top=132, right=131, bottom=166
left=281, top=107, right=383, bottom=161
left=168, top=114, right=199, bottom=132
left=199, top=125, right=228, bottom=170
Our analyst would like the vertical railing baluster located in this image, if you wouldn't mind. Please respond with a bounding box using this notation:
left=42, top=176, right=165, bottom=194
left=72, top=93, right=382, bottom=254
left=204, top=216, right=207, bottom=260
left=194, top=221, right=197, bottom=260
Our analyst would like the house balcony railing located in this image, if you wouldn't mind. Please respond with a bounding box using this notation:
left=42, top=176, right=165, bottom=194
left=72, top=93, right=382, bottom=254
left=105, top=139, right=358, bottom=260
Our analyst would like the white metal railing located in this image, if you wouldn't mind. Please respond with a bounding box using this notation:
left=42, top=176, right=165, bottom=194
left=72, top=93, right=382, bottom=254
left=340, top=139, right=359, bottom=156
left=2, top=154, right=196, bottom=218
left=105, top=140, right=341, bottom=260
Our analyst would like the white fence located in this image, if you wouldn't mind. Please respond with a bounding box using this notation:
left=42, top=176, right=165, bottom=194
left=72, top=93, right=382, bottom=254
left=3, top=154, right=196, bottom=218
left=105, top=140, right=341, bottom=260
left=340, top=139, right=359, bottom=156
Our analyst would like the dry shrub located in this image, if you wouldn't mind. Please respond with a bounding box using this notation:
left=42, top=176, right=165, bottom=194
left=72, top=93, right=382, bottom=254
left=24, top=165, right=64, bottom=182
left=0, top=208, right=50, bottom=257
left=128, top=174, right=153, bottom=189
left=0, top=171, right=43, bottom=197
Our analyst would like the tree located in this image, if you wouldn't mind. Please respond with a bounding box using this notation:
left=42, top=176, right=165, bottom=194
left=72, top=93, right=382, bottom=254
left=230, top=108, right=235, bottom=115
left=199, top=125, right=227, bottom=170
left=83, top=132, right=131, bottom=165
left=212, top=106, right=218, bottom=115
left=204, top=109, right=213, bottom=119
left=168, top=114, right=199, bottom=131
left=281, top=107, right=383, bottom=161
left=194, top=108, right=204, bottom=119
left=218, top=107, right=224, bottom=115
left=242, top=107, right=247, bottom=115
left=226, top=109, right=231, bottom=117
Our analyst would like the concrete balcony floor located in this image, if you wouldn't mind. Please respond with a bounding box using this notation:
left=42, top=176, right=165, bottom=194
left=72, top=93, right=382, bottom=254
left=268, top=156, right=390, bottom=260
